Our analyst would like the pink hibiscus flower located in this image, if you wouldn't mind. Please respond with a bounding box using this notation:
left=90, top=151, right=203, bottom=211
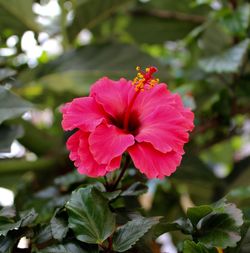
left=61, top=67, right=194, bottom=179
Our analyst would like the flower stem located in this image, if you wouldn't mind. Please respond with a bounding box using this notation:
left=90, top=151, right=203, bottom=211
left=111, top=155, right=130, bottom=190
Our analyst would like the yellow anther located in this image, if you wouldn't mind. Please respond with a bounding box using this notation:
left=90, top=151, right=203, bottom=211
left=132, top=66, right=159, bottom=92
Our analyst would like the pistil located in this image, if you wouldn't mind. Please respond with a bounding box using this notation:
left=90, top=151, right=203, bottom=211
left=123, top=66, right=159, bottom=131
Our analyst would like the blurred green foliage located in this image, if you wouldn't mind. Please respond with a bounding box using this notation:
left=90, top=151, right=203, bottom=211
left=0, top=0, right=250, bottom=252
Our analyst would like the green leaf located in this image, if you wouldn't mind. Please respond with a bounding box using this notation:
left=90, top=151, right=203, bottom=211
left=68, top=0, right=133, bottom=40
left=101, top=190, right=121, bottom=201
left=0, top=0, right=39, bottom=34
left=0, top=218, right=21, bottom=237
left=0, top=209, right=37, bottom=237
left=227, top=186, right=250, bottom=200
left=54, top=171, right=86, bottom=190
left=112, top=216, right=160, bottom=252
left=127, top=17, right=200, bottom=44
left=127, top=0, right=208, bottom=43
left=20, top=44, right=167, bottom=96
left=18, top=120, right=62, bottom=156
left=196, top=201, right=243, bottom=248
left=19, top=208, right=38, bottom=227
left=34, top=225, right=53, bottom=244
left=0, top=207, right=16, bottom=219
left=0, top=68, right=16, bottom=82
left=66, top=186, right=115, bottom=244
left=0, top=86, right=32, bottom=124
left=199, top=39, right=250, bottom=73
left=0, top=125, right=23, bottom=153
left=183, top=240, right=216, bottom=253
left=198, top=22, right=232, bottom=56
left=50, top=209, right=68, bottom=241
left=121, top=182, right=148, bottom=197
left=226, top=221, right=250, bottom=253
left=218, top=4, right=250, bottom=36
left=172, top=154, right=219, bottom=204
left=37, top=242, right=98, bottom=253
left=0, top=234, right=18, bottom=253
left=187, top=205, right=213, bottom=226
left=155, top=217, right=193, bottom=237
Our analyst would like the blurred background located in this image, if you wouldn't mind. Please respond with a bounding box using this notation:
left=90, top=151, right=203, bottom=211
left=0, top=0, right=250, bottom=252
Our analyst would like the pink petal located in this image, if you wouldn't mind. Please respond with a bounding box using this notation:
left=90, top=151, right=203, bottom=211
left=89, top=123, right=135, bottom=164
left=128, top=142, right=182, bottom=179
left=128, top=84, right=194, bottom=153
left=131, top=84, right=171, bottom=118
left=169, top=94, right=195, bottom=131
left=67, top=130, right=121, bottom=177
left=136, top=106, right=191, bottom=154
left=90, top=77, right=135, bottom=119
left=66, top=130, right=82, bottom=166
left=132, top=84, right=194, bottom=131
left=77, top=132, right=107, bottom=177
left=107, top=156, right=122, bottom=172
left=61, top=97, right=106, bottom=131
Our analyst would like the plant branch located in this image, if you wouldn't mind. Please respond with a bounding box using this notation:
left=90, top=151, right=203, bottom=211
left=111, top=155, right=130, bottom=191
left=229, top=0, right=237, bottom=10
left=131, top=8, right=206, bottom=24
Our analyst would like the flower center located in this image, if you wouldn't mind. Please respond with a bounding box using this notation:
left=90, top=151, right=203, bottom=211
left=110, top=66, right=160, bottom=135
left=109, top=110, right=140, bottom=135
left=132, top=66, right=159, bottom=91
left=123, top=66, right=160, bottom=132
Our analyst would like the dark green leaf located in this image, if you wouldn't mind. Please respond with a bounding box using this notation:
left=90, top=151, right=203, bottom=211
left=0, top=218, right=21, bottom=237
left=155, top=217, right=193, bottom=237
left=196, top=201, right=243, bottom=248
left=0, top=208, right=37, bottom=236
left=20, top=44, right=167, bottom=96
left=37, top=242, right=98, bottom=253
left=183, top=240, right=216, bottom=253
left=226, top=221, right=250, bottom=253
left=0, top=207, right=16, bottom=219
left=91, top=182, right=121, bottom=201
left=199, top=39, right=250, bottom=73
left=127, top=17, right=199, bottom=44
left=20, top=208, right=38, bottom=227
left=0, top=217, right=22, bottom=236
left=112, top=216, right=160, bottom=252
left=187, top=205, right=213, bottom=226
left=18, top=120, right=62, bottom=156
left=51, top=210, right=68, bottom=241
left=34, top=225, right=53, bottom=244
left=0, top=68, right=16, bottom=82
left=227, top=186, right=250, bottom=200
left=34, top=186, right=59, bottom=199
left=0, top=234, right=18, bottom=253
left=66, top=186, right=115, bottom=244
left=127, top=0, right=208, bottom=43
left=0, top=125, right=23, bottom=152
left=218, top=4, right=250, bottom=36
left=121, top=182, right=148, bottom=197
left=68, top=0, right=133, bottom=40
left=0, top=0, right=39, bottom=34
left=0, top=86, right=32, bottom=124
left=54, top=171, right=86, bottom=189
left=101, top=190, right=121, bottom=201
left=172, top=155, right=218, bottom=204
left=198, top=22, right=232, bottom=56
